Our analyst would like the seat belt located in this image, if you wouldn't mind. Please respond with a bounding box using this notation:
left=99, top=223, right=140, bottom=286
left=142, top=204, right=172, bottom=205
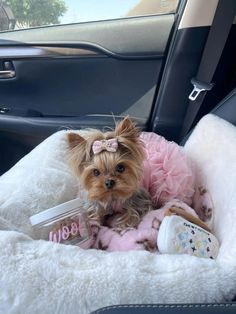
left=180, top=0, right=236, bottom=139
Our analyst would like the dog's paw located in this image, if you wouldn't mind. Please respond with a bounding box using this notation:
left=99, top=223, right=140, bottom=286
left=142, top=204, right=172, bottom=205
left=194, top=186, right=214, bottom=222
left=152, top=218, right=161, bottom=230
left=198, top=205, right=213, bottom=222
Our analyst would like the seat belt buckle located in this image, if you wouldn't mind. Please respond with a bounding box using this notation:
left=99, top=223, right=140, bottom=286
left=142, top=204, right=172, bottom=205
left=189, top=78, right=214, bottom=101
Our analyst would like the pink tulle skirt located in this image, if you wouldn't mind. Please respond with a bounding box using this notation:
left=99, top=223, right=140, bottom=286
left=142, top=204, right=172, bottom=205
left=140, top=132, right=196, bottom=207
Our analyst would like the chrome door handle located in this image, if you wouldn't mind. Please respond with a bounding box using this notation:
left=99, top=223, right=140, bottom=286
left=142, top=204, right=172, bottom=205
left=0, top=70, right=15, bottom=79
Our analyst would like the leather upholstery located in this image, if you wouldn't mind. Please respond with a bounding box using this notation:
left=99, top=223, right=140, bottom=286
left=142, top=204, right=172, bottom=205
left=180, top=87, right=236, bottom=145
left=212, top=88, right=236, bottom=126
left=92, top=303, right=236, bottom=313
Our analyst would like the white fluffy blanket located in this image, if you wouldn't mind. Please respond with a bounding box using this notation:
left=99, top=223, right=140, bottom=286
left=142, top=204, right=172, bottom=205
left=0, top=114, right=236, bottom=314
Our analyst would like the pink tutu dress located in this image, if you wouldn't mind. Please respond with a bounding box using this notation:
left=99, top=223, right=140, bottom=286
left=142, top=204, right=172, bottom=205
left=140, top=132, right=196, bottom=207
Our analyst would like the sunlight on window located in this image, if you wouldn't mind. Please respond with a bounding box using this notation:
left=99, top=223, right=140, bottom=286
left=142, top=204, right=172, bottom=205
left=0, top=0, right=179, bottom=31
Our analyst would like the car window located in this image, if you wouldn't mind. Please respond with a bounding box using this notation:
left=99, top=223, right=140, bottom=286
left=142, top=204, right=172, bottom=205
left=0, top=0, right=179, bottom=32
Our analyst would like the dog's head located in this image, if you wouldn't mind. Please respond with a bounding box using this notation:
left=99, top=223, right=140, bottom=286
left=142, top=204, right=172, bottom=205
left=67, top=117, right=145, bottom=206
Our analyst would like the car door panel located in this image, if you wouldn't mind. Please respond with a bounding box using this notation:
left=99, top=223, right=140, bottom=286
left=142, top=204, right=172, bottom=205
left=0, top=15, right=174, bottom=57
left=0, top=14, right=175, bottom=174
left=0, top=15, right=175, bottom=118
left=0, top=56, right=161, bottom=116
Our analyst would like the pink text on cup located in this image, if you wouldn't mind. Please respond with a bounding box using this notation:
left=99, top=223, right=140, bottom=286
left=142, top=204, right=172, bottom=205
left=49, top=221, right=80, bottom=243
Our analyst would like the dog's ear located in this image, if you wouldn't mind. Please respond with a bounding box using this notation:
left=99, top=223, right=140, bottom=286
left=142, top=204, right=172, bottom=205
left=67, top=133, right=86, bottom=150
left=115, top=117, right=145, bottom=163
left=67, top=133, right=88, bottom=175
left=115, top=117, right=139, bottom=139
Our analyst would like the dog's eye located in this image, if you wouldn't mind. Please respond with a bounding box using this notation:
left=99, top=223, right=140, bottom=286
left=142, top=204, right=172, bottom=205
left=116, top=164, right=125, bottom=173
left=93, top=169, right=100, bottom=177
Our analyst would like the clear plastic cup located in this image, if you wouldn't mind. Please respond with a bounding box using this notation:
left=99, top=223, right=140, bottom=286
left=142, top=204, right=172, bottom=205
left=30, top=198, right=92, bottom=248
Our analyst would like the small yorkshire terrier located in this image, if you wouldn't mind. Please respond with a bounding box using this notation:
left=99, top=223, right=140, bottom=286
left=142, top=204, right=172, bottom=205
left=67, top=117, right=152, bottom=229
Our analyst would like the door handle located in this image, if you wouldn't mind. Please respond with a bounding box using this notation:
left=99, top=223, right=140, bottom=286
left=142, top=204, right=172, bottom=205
left=0, top=70, right=15, bottom=79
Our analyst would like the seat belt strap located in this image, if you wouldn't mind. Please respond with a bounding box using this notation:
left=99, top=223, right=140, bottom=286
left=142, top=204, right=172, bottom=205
left=180, top=0, right=236, bottom=139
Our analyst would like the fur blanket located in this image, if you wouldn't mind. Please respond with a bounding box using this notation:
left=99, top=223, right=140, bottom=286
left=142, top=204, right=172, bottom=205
left=0, top=114, right=236, bottom=314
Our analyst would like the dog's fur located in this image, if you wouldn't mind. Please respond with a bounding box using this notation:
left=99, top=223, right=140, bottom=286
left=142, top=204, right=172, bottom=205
left=67, top=117, right=152, bottom=229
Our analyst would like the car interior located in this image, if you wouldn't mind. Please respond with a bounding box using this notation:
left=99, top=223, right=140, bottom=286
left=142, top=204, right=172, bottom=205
left=0, top=0, right=236, bottom=313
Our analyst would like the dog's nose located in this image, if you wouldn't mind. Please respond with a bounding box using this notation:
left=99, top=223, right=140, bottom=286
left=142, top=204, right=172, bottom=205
left=105, top=179, right=115, bottom=189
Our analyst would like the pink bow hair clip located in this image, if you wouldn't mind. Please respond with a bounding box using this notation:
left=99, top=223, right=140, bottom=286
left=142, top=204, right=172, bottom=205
left=92, top=138, right=118, bottom=154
